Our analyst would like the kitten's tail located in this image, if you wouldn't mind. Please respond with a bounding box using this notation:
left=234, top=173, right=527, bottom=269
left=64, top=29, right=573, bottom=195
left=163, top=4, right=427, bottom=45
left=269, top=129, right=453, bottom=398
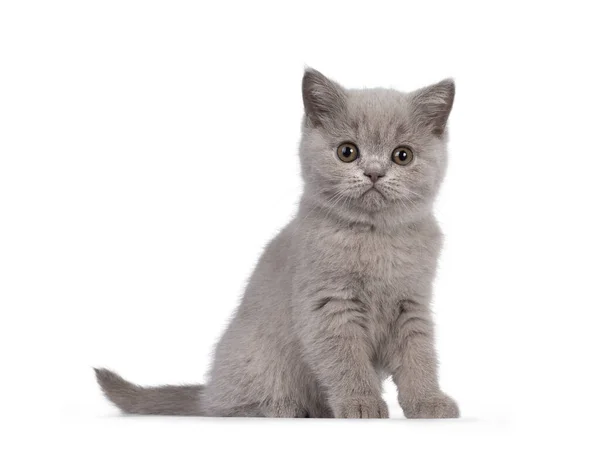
left=94, top=368, right=205, bottom=416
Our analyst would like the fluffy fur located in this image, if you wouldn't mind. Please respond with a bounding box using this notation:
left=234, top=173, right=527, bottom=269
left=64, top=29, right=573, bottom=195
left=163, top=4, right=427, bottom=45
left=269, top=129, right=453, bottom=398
left=96, top=68, right=459, bottom=419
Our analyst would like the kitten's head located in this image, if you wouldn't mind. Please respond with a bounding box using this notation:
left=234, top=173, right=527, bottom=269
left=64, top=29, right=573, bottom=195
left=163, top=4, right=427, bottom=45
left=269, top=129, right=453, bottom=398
left=299, top=68, right=454, bottom=226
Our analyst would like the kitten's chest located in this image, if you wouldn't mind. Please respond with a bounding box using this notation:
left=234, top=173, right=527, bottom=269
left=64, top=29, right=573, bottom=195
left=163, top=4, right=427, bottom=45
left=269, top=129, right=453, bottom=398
left=324, top=225, right=441, bottom=301
left=359, top=234, right=433, bottom=298
left=344, top=229, right=440, bottom=352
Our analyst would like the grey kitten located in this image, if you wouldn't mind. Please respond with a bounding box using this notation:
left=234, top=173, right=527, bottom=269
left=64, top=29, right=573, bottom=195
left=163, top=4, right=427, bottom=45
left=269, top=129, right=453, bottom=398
left=96, top=68, right=459, bottom=419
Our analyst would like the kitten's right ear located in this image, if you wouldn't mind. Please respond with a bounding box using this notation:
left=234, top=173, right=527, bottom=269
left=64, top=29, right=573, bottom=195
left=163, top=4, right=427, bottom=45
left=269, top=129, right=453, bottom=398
left=410, top=79, right=455, bottom=136
left=302, top=68, right=347, bottom=127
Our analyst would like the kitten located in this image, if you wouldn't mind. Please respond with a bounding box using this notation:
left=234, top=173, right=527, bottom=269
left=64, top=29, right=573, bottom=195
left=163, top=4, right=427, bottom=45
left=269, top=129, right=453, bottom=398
left=96, top=68, right=459, bottom=419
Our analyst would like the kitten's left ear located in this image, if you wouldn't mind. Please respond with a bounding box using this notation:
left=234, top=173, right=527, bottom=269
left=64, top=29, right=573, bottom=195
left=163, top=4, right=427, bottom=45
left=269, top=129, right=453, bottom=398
left=410, top=79, right=455, bottom=136
left=302, top=68, right=347, bottom=128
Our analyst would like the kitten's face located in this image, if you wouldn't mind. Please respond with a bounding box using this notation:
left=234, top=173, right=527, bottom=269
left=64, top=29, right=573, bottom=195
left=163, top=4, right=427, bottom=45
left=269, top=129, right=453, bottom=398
left=299, top=69, right=454, bottom=224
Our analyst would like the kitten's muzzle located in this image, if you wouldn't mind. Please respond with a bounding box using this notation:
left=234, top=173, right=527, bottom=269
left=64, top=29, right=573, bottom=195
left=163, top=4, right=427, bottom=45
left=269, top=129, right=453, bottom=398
left=363, top=170, right=385, bottom=184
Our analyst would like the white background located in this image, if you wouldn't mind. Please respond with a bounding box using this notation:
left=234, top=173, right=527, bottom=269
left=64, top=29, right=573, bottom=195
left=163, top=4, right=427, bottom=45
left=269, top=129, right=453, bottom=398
left=1, top=1, right=599, bottom=447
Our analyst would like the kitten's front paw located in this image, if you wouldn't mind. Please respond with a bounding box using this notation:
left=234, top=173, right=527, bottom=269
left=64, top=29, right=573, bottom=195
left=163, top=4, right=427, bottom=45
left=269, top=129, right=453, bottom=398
left=402, top=392, right=459, bottom=419
left=333, top=396, right=389, bottom=419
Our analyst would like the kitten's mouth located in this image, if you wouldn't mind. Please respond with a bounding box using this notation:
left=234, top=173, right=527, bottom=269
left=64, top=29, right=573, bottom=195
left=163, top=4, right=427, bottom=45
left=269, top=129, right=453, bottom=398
left=362, top=186, right=385, bottom=198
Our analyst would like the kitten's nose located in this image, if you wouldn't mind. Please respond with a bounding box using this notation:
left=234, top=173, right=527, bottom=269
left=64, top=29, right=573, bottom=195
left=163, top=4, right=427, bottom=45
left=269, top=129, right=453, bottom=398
left=364, top=170, right=385, bottom=184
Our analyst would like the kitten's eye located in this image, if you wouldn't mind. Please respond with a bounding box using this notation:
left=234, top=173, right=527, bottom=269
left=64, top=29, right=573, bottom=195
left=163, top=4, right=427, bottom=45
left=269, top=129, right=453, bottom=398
left=392, top=147, right=414, bottom=166
left=337, top=143, right=359, bottom=163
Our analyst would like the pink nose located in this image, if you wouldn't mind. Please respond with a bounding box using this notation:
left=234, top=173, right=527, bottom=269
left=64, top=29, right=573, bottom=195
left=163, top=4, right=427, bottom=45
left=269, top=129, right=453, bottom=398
left=364, top=170, right=385, bottom=183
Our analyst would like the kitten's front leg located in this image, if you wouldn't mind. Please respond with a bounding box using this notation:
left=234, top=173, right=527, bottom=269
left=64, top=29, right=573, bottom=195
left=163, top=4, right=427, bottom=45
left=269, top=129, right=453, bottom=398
left=391, top=299, right=459, bottom=419
left=299, top=296, right=388, bottom=419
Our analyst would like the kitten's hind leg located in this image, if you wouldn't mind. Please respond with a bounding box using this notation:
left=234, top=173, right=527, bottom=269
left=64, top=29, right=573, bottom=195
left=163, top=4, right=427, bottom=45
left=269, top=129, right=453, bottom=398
left=261, top=398, right=309, bottom=418
left=214, top=399, right=308, bottom=417
left=307, top=401, right=334, bottom=418
left=262, top=396, right=334, bottom=418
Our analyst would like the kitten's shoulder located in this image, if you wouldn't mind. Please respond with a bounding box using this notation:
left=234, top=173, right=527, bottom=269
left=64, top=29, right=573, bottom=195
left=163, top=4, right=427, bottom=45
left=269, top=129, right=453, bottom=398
left=398, top=214, right=443, bottom=256
left=410, top=214, right=443, bottom=241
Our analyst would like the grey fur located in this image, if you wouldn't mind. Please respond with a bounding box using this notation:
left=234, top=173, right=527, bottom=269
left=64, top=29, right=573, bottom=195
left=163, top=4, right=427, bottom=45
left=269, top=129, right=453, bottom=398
left=96, top=68, right=459, bottom=419
left=95, top=368, right=204, bottom=415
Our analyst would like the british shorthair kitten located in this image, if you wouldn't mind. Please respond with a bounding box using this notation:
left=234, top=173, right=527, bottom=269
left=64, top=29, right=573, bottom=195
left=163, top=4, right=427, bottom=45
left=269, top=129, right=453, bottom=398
left=96, top=68, right=459, bottom=419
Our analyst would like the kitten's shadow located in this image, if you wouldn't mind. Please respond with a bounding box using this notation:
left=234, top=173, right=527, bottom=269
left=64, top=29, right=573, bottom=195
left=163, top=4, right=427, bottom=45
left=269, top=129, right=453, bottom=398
left=97, top=413, right=479, bottom=424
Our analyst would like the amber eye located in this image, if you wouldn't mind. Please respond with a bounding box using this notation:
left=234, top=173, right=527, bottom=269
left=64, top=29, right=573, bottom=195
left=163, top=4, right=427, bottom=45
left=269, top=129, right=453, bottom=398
left=337, top=143, right=359, bottom=163
left=392, top=147, right=414, bottom=166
